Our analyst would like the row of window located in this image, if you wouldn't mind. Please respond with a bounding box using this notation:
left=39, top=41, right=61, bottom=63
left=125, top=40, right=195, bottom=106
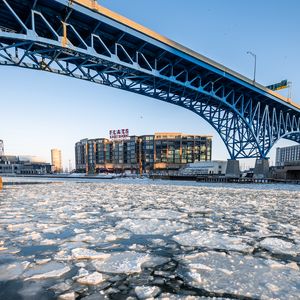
left=76, top=137, right=212, bottom=169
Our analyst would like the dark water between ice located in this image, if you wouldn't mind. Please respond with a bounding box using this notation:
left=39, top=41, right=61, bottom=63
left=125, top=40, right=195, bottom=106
left=0, top=178, right=299, bottom=299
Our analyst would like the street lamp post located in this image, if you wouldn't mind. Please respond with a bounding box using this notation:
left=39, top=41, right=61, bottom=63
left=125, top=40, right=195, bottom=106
left=247, top=51, right=256, bottom=83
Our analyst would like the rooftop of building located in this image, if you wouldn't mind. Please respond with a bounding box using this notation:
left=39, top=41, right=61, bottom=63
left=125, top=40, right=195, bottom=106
left=154, top=132, right=212, bottom=139
left=76, top=133, right=212, bottom=144
left=276, top=144, right=300, bottom=150
left=0, top=155, right=47, bottom=164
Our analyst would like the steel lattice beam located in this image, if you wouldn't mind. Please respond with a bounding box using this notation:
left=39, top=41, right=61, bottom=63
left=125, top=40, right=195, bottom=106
left=0, top=0, right=299, bottom=159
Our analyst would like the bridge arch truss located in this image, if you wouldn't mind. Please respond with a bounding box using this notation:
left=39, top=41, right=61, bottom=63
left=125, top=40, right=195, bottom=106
left=0, top=0, right=299, bottom=159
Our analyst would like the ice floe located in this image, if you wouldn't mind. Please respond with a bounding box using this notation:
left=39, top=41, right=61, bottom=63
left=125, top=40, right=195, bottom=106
left=135, top=285, right=161, bottom=299
left=71, top=248, right=110, bottom=260
left=108, top=209, right=187, bottom=220
left=23, top=261, right=71, bottom=280
left=259, top=237, right=300, bottom=256
left=35, top=258, right=51, bottom=265
left=92, top=251, right=168, bottom=274
left=49, top=282, right=72, bottom=293
left=77, top=272, right=104, bottom=285
left=117, top=218, right=190, bottom=235
left=177, top=251, right=300, bottom=299
left=0, top=261, right=30, bottom=280
left=93, top=251, right=150, bottom=274
left=158, top=294, right=231, bottom=300
left=58, top=291, right=76, bottom=300
left=173, top=230, right=252, bottom=252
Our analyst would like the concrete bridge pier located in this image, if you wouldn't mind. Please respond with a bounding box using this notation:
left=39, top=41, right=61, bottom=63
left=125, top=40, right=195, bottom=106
left=225, top=159, right=240, bottom=178
left=253, top=158, right=270, bottom=179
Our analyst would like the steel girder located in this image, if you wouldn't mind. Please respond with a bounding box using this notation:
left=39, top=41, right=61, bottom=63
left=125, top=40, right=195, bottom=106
left=0, top=0, right=299, bottom=159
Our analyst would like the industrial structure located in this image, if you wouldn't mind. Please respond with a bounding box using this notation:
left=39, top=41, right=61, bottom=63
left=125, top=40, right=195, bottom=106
left=75, top=133, right=212, bottom=174
left=0, top=0, right=299, bottom=178
left=51, top=148, right=62, bottom=173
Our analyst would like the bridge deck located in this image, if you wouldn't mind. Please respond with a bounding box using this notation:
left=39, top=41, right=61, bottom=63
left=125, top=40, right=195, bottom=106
left=0, top=0, right=299, bottom=158
left=73, top=0, right=299, bottom=110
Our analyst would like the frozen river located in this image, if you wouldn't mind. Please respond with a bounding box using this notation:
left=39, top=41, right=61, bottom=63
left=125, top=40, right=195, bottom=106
left=0, top=178, right=299, bottom=300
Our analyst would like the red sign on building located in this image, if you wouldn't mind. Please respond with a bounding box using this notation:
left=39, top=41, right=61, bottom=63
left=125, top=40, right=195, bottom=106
left=109, top=129, right=129, bottom=140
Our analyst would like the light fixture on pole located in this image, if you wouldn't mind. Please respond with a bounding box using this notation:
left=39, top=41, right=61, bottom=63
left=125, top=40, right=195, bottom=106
left=247, top=51, right=256, bottom=83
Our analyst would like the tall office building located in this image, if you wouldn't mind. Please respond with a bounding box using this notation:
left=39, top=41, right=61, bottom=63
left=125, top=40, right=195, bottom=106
left=51, top=149, right=62, bottom=173
left=0, top=140, right=4, bottom=156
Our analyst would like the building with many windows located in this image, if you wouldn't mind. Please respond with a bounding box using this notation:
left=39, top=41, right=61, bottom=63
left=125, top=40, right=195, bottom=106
left=179, top=161, right=228, bottom=176
left=75, top=133, right=212, bottom=174
left=275, top=145, right=300, bottom=166
left=0, top=155, right=51, bottom=174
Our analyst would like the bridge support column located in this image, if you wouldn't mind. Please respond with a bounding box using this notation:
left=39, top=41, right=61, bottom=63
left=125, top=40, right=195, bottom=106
left=225, top=159, right=240, bottom=178
left=254, top=158, right=270, bottom=179
left=0, top=177, right=2, bottom=190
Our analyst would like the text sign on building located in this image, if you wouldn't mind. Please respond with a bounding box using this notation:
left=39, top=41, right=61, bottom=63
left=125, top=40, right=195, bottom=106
left=109, top=129, right=129, bottom=140
left=266, top=80, right=288, bottom=91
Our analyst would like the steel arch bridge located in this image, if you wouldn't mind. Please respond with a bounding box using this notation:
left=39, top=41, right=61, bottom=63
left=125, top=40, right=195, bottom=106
left=0, top=0, right=299, bottom=159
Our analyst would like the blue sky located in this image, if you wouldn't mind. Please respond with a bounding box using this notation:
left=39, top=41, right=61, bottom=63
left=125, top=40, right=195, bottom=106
left=1, top=0, right=299, bottom=169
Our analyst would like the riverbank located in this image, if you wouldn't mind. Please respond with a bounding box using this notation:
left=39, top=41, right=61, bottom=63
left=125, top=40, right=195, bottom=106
left=0, top=173, right=122, bottom=180
left=2, top=173, right=300, bottom=185
left=150, top=174, right=300, bottom=184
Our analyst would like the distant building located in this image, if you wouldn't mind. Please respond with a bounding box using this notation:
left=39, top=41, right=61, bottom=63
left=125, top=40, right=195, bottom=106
left=75, top=133, right=212, bottom=174
left=51, top=149, right=62, bottom=173
left=275, top=145, right=300, bottom=167
left=179, top=161, right=227, bottom=176
left=272, top=145, right=300, bottom=180
left=0, top=155, right=51, bottom=174
left=0, top=140, right=4, bottom=156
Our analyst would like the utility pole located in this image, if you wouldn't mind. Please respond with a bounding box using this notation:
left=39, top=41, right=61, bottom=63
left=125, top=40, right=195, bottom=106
left=287, top=81, right=292, bottom=100
left=247, top=51, right=257, bottom=83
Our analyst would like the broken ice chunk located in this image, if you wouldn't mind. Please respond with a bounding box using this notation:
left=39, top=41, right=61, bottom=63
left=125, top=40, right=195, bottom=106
left=0, top=261, right=29, bottom=280
left=173, top=230, right=252, bottom=252
left=71, top=248, right=110, bottom=260
left=259, top=237, right=299, bottom=256
left=77, top=272, right=104, bottom=285
left=24, top=262, right=71, bottom=280
left=93, top=251, right=150, bottom=274
left=177, top=251, right=300, bottom=299
left=58, top=291, right=76, bottom=300
left=135, top=285, right=161, bottom=299
left=49, top=282, right=72, bottom=293
left=117, top=218, right=190, bottom=235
